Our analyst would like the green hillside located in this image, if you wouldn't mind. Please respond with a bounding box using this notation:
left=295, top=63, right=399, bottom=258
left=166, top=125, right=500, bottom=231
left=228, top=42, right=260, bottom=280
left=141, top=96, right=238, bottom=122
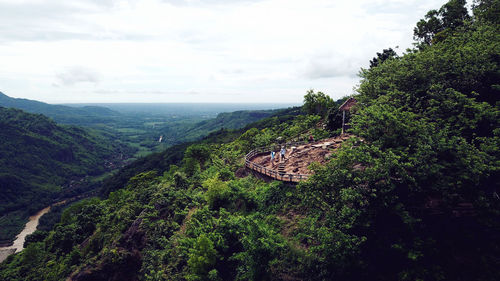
left=171, top=110, right=282, bottom=142
left=0, top=92, right=120, bottom=125
left=0, top=107, right=134, bottom=244
left=0, top=1, right=498, bottom=280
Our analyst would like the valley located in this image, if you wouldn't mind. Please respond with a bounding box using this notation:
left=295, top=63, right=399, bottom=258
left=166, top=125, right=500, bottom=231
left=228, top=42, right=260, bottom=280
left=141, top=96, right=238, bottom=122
left=1, top=92, right=296, bottom=156
left=0, top=1, right=499, bottom=280
left=0, top=94, right=295, bottom=247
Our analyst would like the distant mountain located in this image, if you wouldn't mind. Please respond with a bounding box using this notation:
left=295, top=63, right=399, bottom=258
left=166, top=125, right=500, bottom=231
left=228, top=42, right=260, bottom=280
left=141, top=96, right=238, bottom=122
left=70, top=103, right=300, bottom=117
left=0, top=107, right=131, bottom=244
left=176, top=109, right=280, bottom=142
left=0, top=92, right=120, bottom=125
left=195, top=110, right=277, bottom=129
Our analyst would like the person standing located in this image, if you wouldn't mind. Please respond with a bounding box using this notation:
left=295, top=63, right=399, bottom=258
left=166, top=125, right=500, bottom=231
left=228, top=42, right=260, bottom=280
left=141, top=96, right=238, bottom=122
left=270, top=151, right=275, bottom=166
left=280, top=146, right=286, bottom=162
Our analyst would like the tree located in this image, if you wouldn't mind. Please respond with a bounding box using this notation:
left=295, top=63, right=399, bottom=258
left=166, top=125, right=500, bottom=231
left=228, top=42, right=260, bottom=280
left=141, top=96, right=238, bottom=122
left=472, top=0, right=500, bottom=24
left=325, top=103, right=343, bottom=131
left=414, top=9, right=443, bottom=45
left=441, top=0, right=470, bottom=28
left=187, top=234, right=218, bottom=280
left=413, top=0, right=470, bottom=45
left=369, top=48, right=398, bottom=68
left=185, top=144, right=211, bottom=168
left=303, top=90, right=335, bottom=118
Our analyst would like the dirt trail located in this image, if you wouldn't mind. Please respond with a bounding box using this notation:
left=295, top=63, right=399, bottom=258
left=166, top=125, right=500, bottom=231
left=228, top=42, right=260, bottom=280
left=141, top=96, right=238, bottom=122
left=251, top=134, right=353, bottom=175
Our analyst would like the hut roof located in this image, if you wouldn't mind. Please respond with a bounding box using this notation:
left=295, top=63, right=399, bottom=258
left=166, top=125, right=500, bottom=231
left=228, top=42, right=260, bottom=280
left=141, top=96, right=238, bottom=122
left=339, top=97, right=357, bottom=111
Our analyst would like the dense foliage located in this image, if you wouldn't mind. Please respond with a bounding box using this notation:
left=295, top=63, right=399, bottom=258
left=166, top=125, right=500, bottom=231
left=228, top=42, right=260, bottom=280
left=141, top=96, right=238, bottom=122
left=1, top=1, right=499, bottom=280
left=413, top=0, right=470, bottom=45
left=303, top=90, right=335, bottom=118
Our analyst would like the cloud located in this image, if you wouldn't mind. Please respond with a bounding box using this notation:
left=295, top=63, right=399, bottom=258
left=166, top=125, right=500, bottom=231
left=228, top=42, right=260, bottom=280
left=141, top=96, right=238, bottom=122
left=302, top=53, right=364, bottom=79
left=93, top=89, right=199, bottom=95
left=161, top=0, right=261, bottom=6
left=304, top=62, right=359, bottom=79
left=55, top=66, right=101, bottom=86
left=0, top=0, right=125, bottom=42
left=0, top=0, right=448, bottom=103
left=220, top=68, right=245, bottom=75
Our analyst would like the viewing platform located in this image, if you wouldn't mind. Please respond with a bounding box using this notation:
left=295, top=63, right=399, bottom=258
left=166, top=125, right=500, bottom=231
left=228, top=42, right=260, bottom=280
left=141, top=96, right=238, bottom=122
left=244, top=134, right=353, bottom=183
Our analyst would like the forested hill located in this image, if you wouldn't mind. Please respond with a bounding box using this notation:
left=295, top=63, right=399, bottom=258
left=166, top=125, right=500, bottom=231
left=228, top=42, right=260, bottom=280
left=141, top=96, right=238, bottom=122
left=167, top=107, right=302, bottom=145
left=0, top=92, right=120, bottom=125
left=195, top=110, right=280, bottom=131
left=0, top=107, right=133, bottom=245
left=0, top=1, right=498, bottom=280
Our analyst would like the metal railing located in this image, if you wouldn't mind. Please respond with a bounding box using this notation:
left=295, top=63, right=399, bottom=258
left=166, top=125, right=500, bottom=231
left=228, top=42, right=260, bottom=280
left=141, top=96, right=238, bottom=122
left=244, top=141, right=311, bottom=183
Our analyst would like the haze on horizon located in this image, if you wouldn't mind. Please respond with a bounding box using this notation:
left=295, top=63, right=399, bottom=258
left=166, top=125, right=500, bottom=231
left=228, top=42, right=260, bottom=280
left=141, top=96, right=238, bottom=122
left=0, top=0, right=448, bottom=104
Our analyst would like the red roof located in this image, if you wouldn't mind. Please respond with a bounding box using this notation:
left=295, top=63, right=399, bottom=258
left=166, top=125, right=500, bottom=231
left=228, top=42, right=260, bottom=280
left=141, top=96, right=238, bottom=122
left=339, top=97, right=357, bottom=111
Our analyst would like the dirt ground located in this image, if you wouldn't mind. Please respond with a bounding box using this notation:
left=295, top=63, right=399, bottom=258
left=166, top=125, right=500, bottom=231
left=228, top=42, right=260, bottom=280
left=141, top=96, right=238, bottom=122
left=250, top=134, right=353, bottom=175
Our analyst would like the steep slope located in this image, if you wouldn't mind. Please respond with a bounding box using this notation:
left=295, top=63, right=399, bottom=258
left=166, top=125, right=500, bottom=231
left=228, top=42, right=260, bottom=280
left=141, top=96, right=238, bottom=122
left=0, top=107, right=133, bottom=244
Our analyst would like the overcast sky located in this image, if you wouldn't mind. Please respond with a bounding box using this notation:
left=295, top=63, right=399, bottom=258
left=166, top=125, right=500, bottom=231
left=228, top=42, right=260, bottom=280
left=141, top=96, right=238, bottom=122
left=0, top=0, right=448, bottom=104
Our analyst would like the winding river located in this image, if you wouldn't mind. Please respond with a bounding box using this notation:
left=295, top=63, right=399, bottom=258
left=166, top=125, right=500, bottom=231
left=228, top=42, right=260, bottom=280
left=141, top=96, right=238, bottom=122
left=0, top=206, right=52, bottom=263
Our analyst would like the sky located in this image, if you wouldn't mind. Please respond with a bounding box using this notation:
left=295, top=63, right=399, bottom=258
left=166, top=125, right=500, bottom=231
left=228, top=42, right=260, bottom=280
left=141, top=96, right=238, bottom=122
left=0, top=0, right=448, bottom=104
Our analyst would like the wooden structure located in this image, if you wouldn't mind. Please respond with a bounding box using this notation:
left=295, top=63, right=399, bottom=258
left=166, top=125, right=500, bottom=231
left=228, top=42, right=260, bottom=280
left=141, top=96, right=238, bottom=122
left=339, top=97, right=357, bottom=134
left=244, top=141, right=311, bottom=183
left=245, top=135, right=354, bottom=183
